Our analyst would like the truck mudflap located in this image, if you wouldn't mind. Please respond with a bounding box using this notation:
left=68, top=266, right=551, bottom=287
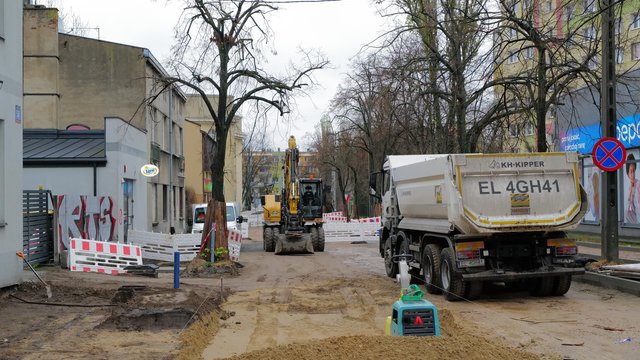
left=461, top=266, right=584, bottom=282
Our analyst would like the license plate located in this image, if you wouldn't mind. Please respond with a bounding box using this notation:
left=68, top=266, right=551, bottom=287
left=458, top=259, right=485, bottom=268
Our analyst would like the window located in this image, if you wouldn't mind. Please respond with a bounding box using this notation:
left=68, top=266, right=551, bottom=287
left=616, top=48, right=624, bottom=64
left=614, top=18, right=622, bottom=35
left=152, top=184, right=158, bottom=223
left=583, top=26, right=596, bottom=41
left=546, top=0, right=553, bottom=12
left=162, top=185, right=168, bottom=221
left=509, top=124, right=518, bottom=137
left=524, top=47, right=534, bottom=59
left=172, top=186, right=177, bottom=220
left=178, top=127, right=183, bottom=156
left=226, top=205, right=236, bottom=222
left=163, top=116, right=170, bottom=150
left=151, top=108, right=161, bottom=145
left=179, top=187, right=184, bottom=219
left=632, top=43, right=640, bottom=60
left=546, top=28, right=554, bottom=39
left=565, top=4, right=574, bottom=22
left=583, top=0, right=595, bottom=13
left=587, top=55, right=598, bottom=70
left=509, top=1, right=519, bottom=15
left=508, top=51, right=518, bottom=64
left=523, top=0, right=532, bottom=13
left=632, top=13, right=640, bottom=30
left=508, top=27, right=517, bottom=40
left=525, top=123, right=534, bottom=136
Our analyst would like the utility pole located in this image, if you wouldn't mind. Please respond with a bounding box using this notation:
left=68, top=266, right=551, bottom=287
left=600, top=0, right=619, bottom=262
left=169, top=86, right=175, bottom=235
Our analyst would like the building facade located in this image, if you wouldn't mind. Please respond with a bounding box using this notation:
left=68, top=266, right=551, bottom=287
left=0, top=0, right=24, bottom=287
left=183, top=95, right=243, bottom=208
left=23, top=5, right=186, bottom=238
left=556, top=70, right=640, bottom=237
left=495, top=0, right=640, bottom=152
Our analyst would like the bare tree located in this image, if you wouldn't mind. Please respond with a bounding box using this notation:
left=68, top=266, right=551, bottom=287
left=492, top=0, right=604, bottom=152
left=157, top=0, right=327, bottom=259
left=241, top=125, right=270, bottom=211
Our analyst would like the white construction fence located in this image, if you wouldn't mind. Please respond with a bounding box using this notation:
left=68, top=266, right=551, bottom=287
left=323, top=213, right=382, bottom=242
left=127, top=229, right=247, bottom=263
left=244, top=210, right=382, bottom=242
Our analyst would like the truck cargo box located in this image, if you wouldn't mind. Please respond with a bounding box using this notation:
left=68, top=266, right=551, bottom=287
left=386, top=152, right=587, bottom=234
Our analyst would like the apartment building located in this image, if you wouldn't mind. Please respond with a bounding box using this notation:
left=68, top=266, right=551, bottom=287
left=496, top=0, right=640, bottom=235
left=495, top=0, right=640, bottom=151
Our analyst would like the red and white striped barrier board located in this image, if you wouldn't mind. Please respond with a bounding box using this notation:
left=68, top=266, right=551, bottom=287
left=228, top=229, right=243, bottom=262
left=69, top=238, right=142, bottom=275
left=322, top=212, right=344, bottom=221
left=357, top=217, right=381, bottom=223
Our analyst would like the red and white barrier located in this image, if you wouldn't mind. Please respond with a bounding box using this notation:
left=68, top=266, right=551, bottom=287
left=357, top=217, right=381, bottom=223
left=69, top=238, right=142, bottom=275
left=228, top=229, right=243, bottom=262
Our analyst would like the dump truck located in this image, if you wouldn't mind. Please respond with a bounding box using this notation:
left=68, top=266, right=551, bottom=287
left=262, top=136, right=325, bottom=254
left=370, top=152, right=588, bottom=301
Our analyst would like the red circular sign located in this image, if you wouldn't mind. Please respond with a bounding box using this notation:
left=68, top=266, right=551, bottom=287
left=592, top=137, right=627, bottom=172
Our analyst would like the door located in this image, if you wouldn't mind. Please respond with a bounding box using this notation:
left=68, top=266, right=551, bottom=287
left=123, top=179, right=134, bottom=241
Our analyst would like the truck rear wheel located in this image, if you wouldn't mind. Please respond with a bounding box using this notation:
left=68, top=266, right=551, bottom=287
left=551, top=275, right=572, bottom=296
left=422, top=244, right=442, bottom=294
left=440, top=248, right=466, bottom=301
left=529, top=277, right=554, bottom=297
left=384, top=236, right=398, bottom=278
left=264, top=227, right=275, bottom=252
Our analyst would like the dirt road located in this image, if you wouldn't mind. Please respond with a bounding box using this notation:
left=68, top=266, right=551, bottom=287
left=204, top=232, right=639, bottom=360
left=1, top=228, right=637, bottom=360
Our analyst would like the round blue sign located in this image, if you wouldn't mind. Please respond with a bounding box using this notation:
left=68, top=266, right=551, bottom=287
left=593, top=137, right=626, bottom=172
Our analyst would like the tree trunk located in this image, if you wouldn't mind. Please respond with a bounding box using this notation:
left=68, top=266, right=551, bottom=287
left=536, top=48, right=548, bottom=152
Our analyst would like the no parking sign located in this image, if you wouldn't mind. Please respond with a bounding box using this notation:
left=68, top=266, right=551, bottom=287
left=593, top=137, right=627, bottom=172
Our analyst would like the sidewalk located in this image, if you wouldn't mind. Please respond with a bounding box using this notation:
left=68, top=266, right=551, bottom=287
left=578, top=243, right=640, bottom=262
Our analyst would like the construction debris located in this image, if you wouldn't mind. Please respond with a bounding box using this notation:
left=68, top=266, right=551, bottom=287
left=600, top=263, right=640, bottom=280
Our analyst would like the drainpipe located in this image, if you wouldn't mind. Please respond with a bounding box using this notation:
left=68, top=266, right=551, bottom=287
left=93, top=163, right=97, bottom=196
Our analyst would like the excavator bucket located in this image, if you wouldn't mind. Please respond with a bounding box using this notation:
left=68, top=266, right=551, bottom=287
left=274, top=233, right=314, bottom=255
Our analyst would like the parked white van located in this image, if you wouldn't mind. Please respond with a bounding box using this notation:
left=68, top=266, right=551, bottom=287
left=189, top=202, right=243, bottom=234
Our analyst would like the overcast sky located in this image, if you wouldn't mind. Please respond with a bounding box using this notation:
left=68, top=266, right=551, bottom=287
left=47, top=0, right=389, bottom=150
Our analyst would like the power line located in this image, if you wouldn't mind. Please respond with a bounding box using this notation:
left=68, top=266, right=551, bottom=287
left=219, top=0, right=342, bottom=3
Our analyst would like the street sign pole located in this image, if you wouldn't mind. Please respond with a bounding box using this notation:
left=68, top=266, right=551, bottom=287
left=600, top=0, right=618, bottom=262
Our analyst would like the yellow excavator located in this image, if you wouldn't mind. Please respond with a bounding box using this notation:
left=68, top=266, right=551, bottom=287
left=262, top=136, right=325, bottom=254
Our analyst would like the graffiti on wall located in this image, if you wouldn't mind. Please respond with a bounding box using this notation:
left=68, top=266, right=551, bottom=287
left=56, top=195, right=116, bottom=250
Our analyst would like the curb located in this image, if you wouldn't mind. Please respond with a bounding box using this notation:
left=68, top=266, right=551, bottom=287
left=573, top=272, right=640, bottom=297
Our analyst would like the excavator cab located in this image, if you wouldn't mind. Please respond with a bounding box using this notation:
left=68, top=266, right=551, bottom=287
left=300, top=179, right=323, bottom=220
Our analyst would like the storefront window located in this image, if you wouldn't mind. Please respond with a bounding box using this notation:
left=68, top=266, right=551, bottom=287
left=622, top=149, right=640, bottom=226
left=582, top=157, right=601, bottom=224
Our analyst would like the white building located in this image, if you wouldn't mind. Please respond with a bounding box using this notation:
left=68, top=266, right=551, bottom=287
left=23, top=117, right=149, bottom=244
left=0, top=0, right=24, bottom=287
